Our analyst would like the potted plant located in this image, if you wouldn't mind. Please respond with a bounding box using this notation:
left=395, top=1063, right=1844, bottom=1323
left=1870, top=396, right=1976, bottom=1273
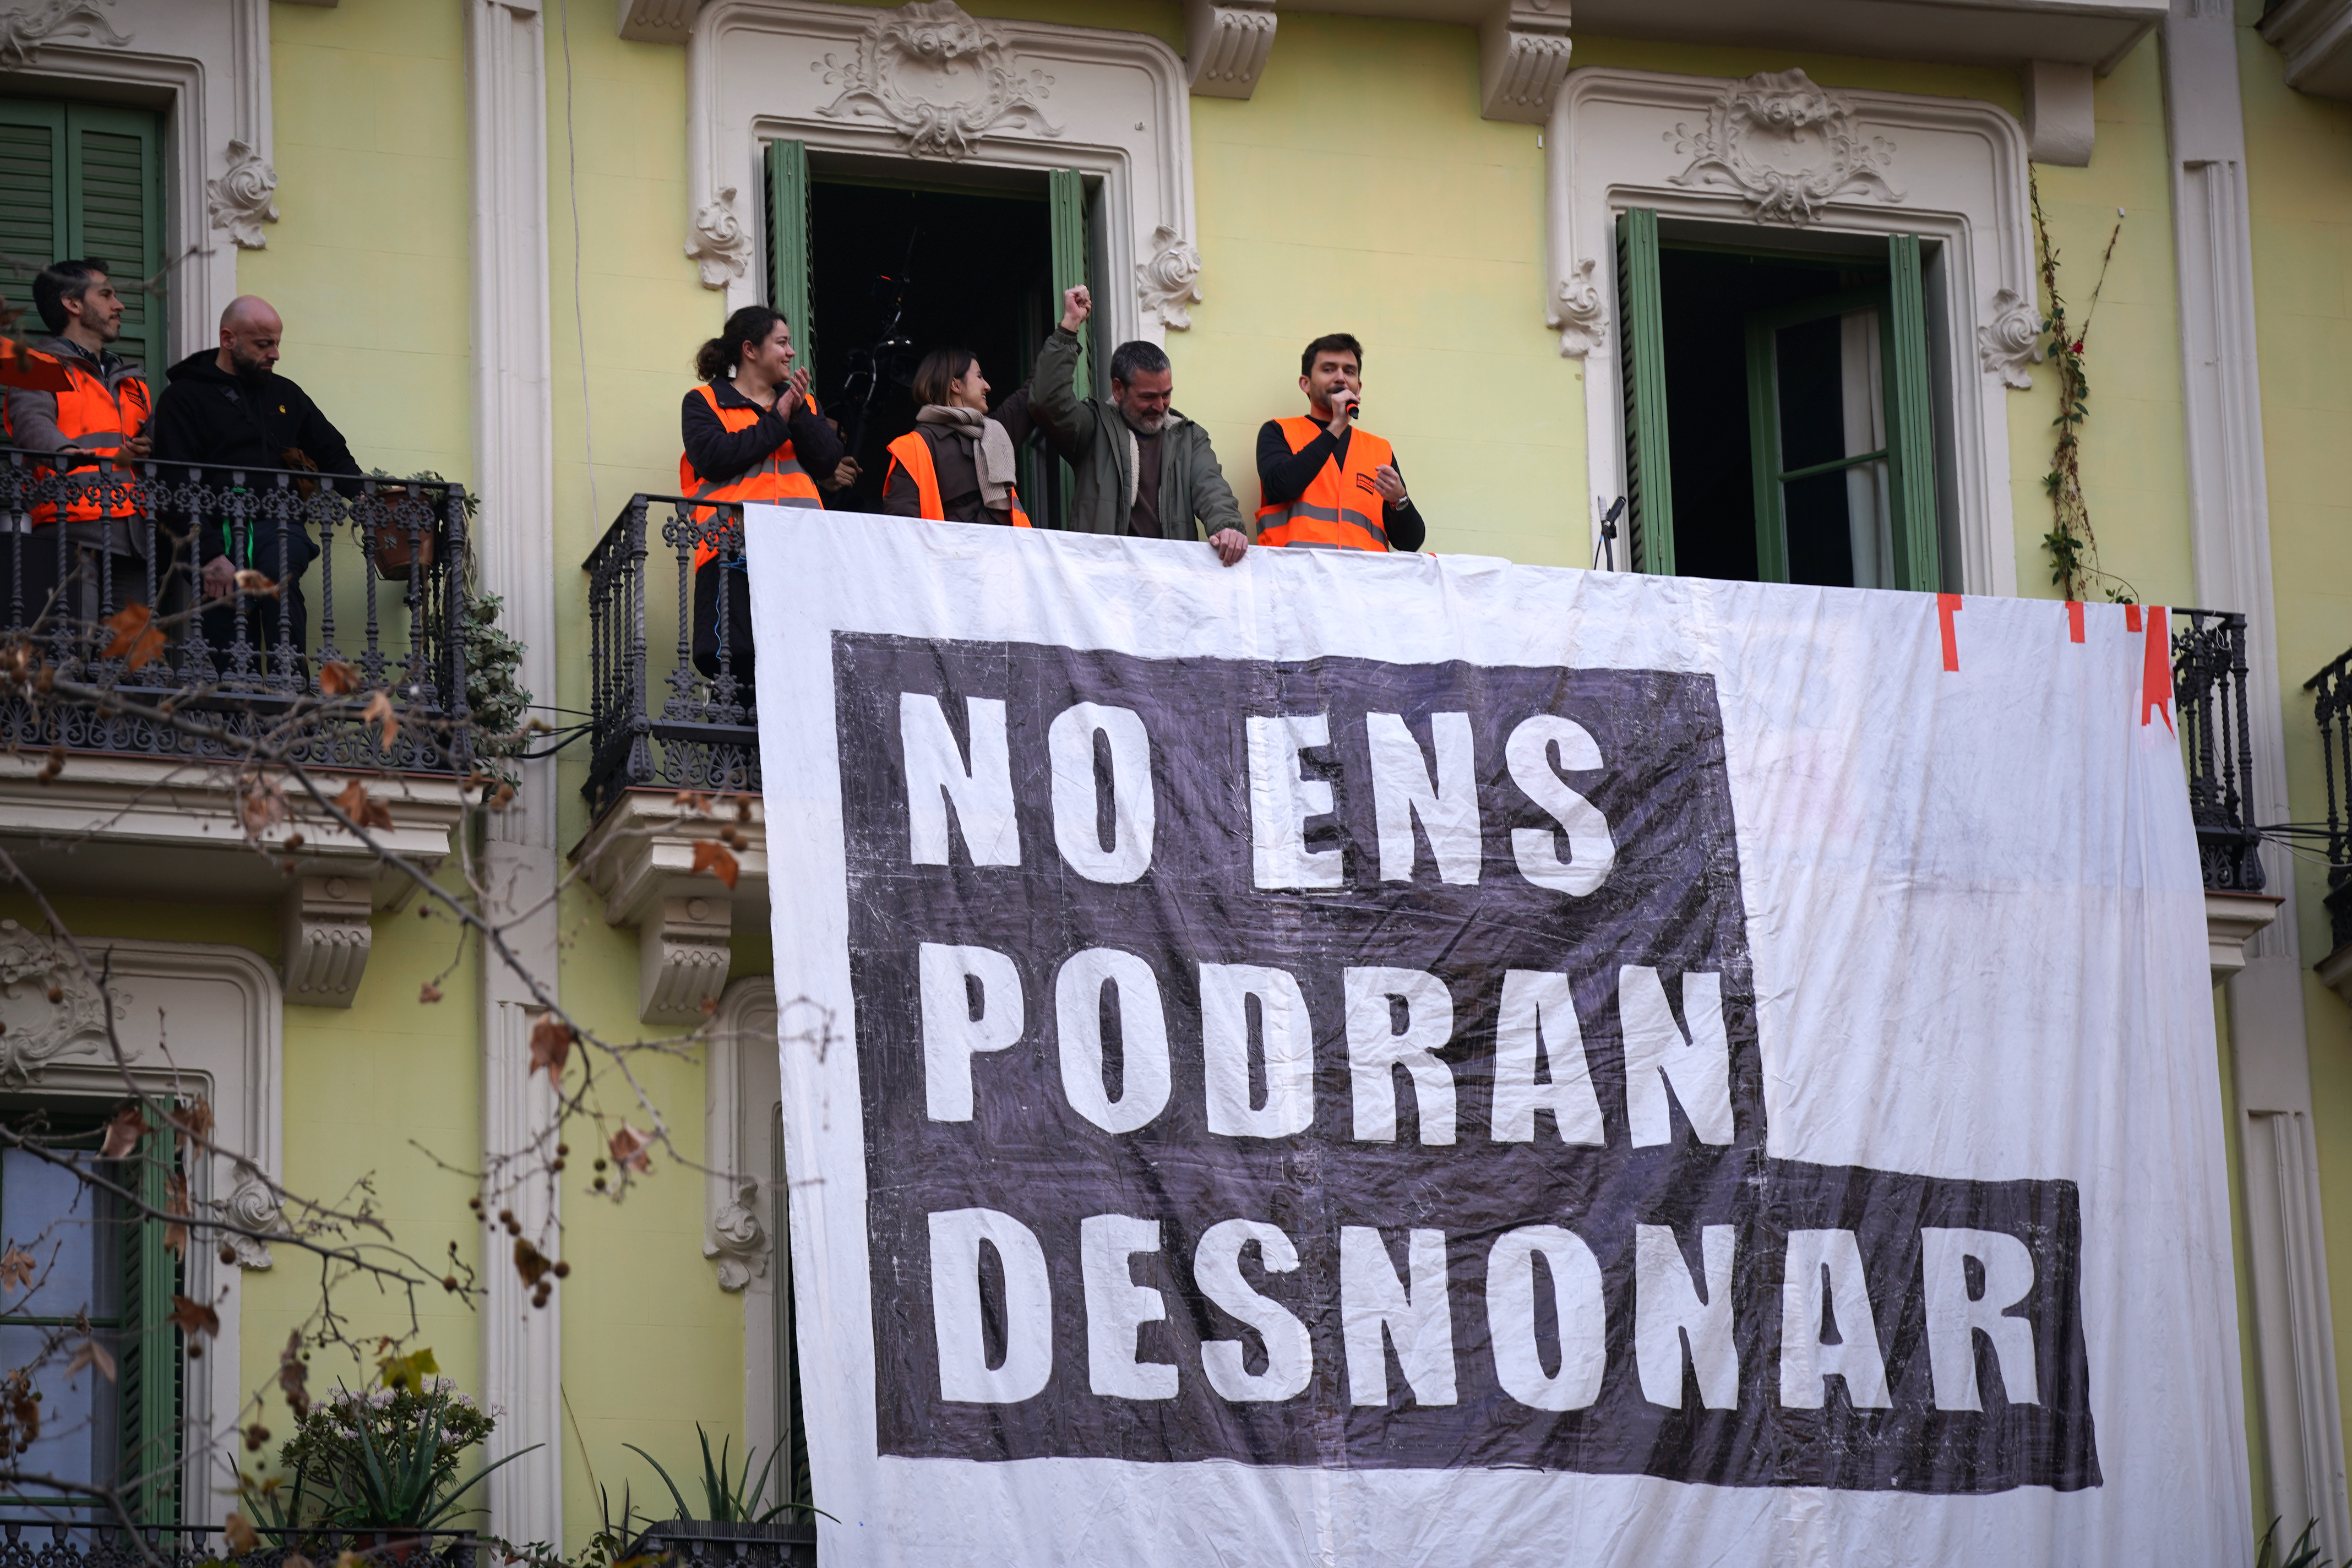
left=622, top=1427, right=829, bottom=1568
left=239, top=1353, right=537, bottom=1551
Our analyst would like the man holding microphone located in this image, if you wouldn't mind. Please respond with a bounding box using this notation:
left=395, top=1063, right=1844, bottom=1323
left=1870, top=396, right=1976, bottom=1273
left=1254, top=333, right=1427, bottom=552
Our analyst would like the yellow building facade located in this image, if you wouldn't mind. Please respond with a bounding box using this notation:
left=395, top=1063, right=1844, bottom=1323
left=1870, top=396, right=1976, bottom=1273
left=1, top=0, right=2350, bottom=1553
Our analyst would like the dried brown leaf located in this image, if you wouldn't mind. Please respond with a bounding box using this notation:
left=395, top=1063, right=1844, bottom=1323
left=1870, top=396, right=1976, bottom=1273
left=692, top=840, right=740, bottom=891
left=331, top=776, right=395, bottom=831
left=319, top=660, right=360, bottom=697
left=0, top=1246, right=32, bottom=1292
left=169, top=1293, right=220, bottom=1339
left=279, top=1327, right=311, bottom=1419
left=231, top=569, right=279, bottom=597
left=170, top=1097, right=214, bottom=1156
left=608, top=1123, right=653, bottom=1175
left=100, top=603, right=164, bottom=671
left=66, top=1337, right=115, bottom=1382
left=100, top=1101, right=149, bottom=1160
left=224, top=1511, right=258, bottom=1555
left=418, top=981, right=443, bottom=1004
left=235, top=774, right=286, bottom=840
left=513, top=1236, right=552, bottom=1287
left=362, top=689, right=399, bottom=748
left=527, top=1014, right=574, bottom=1080
left=163, top=1170, right=189, bottom=1260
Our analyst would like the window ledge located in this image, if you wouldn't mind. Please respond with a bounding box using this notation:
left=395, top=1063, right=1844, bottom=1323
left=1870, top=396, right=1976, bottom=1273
left=2208, top=890, right=2285, bottom=981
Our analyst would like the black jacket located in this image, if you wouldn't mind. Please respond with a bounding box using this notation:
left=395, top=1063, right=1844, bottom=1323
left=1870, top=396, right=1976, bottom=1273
left=680, top=378, right=843, bottom=489
left=150, top=352, right=361, bottom=574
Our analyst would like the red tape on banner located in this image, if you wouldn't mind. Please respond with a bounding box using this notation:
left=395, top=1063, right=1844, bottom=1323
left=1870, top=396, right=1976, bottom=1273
left=2067, top=601, right=2084, bottom=644
left=1938, top=594, right=1962, bottom=672
left=2125, top=604, right=2142, bottom=634
left=2143, top=605, right=2173, bottom=731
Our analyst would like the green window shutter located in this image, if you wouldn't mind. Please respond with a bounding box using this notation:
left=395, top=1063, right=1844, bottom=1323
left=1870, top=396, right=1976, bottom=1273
left=765, top=139, right=813, bottom=360
left=64, top=103, right=166, bottom=372
left=1882, top=233, right=1940, bottom=592
left=116, top=1112, right=181, bottom=1523
left=1615, top=209, right=1674, bottom=575
left=0, top=100, right=66, bottom=340
left=1048, top=169, right=1093, bottom=529
left=1742, top=282, right=1894, bottom=587
left=1048, top=170, right=1092, bottom=396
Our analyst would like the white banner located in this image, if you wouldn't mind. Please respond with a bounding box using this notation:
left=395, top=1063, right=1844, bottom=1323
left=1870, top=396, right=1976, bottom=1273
left=747, top=509, right=2245, bottom=1567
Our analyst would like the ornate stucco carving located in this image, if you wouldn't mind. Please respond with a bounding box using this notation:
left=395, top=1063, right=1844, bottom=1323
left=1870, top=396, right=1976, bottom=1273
left=686, top=185, right=753, bottom=289
left=705, top=1179, right=769, bottom=1292
left=1553, top=256, right=1608, bottom=358
left=1666, top=68, right=1903, bottom=225
left=225, top=1168, right=279, bottom=1268
left=813, top=0, right=1062, bottom=160
left=640, top=894, right=733, bottom=1025
left=207, top=137, right=280, bottom=250
left=0, top=920, right=129, bottom=1083
left=618, top=0, right=701, bottom=43
left=1977, top=286, right=2045, bottom=390
left=0, top=0, right=132, bottom=67
left=1136, top=225, right=1203, bottom=331
left=1183, top=0, right=1275, bottom=101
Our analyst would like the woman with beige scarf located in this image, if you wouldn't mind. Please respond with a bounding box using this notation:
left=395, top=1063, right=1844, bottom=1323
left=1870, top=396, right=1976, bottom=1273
left=882, top=346, right=1044, bottom=526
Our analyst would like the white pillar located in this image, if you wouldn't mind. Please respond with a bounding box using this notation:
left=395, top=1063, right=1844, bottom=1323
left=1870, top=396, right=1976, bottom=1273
left=466, top=0, right=563, bottom=1548
left=2161, top=2, right=2349, bottom=1551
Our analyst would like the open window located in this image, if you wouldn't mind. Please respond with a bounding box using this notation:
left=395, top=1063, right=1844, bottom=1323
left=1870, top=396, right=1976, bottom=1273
left=761, top=140, right=1103, bottom=529
left=1616, top=210, right=1944, bottom=591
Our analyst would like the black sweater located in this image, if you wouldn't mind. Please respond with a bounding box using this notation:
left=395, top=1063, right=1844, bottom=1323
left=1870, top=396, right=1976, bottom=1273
left=149, top=351, right=361, bottom=571
left=1256, top=420, right=1427, bottom=552
left=681, top=378, right=844, bottom=491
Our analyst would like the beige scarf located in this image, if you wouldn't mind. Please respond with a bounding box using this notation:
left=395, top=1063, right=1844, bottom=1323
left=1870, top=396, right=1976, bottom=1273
left=915, top=404, right=1019, bottom=511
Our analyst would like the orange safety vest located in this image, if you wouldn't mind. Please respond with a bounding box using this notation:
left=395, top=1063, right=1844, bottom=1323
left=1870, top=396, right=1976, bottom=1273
left=678, top=382, right=824, bottom=570
left=28, top=355, right=151, bottom=529
left=1253, top=415, right=1392, bottom=551
left=884, top=429, right=1032, bottom=528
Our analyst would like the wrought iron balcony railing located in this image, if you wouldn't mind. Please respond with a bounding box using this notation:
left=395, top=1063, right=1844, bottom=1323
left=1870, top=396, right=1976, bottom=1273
left=584, top=493, right=756, bottom=816
left=2307, top=643, right=2352, bottom=953
left=2171, top=607, right=2266, bottom=895
left=0, top=449, right=473, bottom=773
left=574, top=509, right=2278, bottom=907
left=0, top=1523, right=477, bottom=1566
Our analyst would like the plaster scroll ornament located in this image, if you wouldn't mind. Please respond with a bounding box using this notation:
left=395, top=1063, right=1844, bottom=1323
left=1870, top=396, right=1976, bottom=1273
left=1136, top=226, right=1204, bottom=331
left=707, top=1180, right=768, bottom=1291
left=1667, top=68, right=1903, bottom=226
left=1554, top=257, right=1609, bottom=357
left=208, top=139, right=281, bottom=251
left=0, top=920, right=129, bottom=1084
left=225, top=1168, right=280, bottom=1269
left=686, top=186, right=754, bottom=290
left=814, top=0, right=1062, bottom=161
left=0, top=0, right=129, bottom=68
left=1977, top=286, right=2046, bottom=390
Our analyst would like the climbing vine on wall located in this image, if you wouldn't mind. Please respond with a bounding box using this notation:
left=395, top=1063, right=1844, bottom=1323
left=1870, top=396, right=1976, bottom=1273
left=2031, top=172, right=2136, bottom=604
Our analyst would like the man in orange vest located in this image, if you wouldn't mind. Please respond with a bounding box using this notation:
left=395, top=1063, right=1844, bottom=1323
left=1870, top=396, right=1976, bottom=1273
left=1, top=258, right=154, bottom=626
left=1254, top=334, right=1427, bottom=553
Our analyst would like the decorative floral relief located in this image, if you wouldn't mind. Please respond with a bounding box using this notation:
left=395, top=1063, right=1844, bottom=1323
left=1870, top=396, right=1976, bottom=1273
left=226, top=1170, right=280, bottom=1269
left=1977, top=286, right=2046, bottom=390
left=208, top=139, right=281, bottom=251
left=0, top=0, right=130, bottom=69
left=1554, top=257, right=1608, bottom=358
left=813, top=0, right=1061, bottom=161
left=0, top=920, right=128, bottom=1084
left=707, top=1180, right=767, bottom=1292
left=686, top=186, right=753, bottom=290
left=1667, top=68, right=1903, bottom=226
left=1136, top=226, right=1202, bottom=331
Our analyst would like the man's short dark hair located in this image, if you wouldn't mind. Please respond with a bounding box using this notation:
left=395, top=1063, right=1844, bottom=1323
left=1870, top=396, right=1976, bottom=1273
left=32, top=259, right=111, bottom=334
left=1300, top=333, right=1363, bottom=378
left=1109, top=340, right=1170, bottom=388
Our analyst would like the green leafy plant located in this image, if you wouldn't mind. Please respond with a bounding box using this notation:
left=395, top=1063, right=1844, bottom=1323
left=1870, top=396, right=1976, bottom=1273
left=2257, top=1518, right=2334, bottom=1568
left=2029, top=170, right=2136, bottom=606
left=625, top=1425, right=834, bottom=1525
left=250, top=1360, right=538, bottom=1528
left=462, top=586, right=533, bottom=775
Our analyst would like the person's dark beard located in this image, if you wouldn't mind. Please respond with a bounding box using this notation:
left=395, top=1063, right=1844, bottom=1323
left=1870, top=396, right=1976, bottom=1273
left=228, top=348, right=274, bottom=390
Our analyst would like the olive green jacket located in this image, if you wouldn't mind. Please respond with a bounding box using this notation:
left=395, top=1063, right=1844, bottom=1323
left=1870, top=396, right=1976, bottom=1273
left=1025, top=326, right=1245, bottom=540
